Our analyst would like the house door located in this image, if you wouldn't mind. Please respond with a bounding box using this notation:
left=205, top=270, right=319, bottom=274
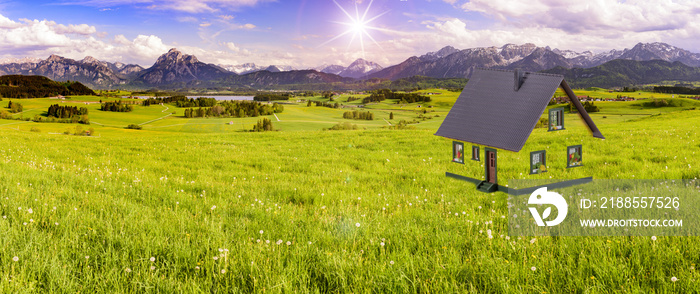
left=486, top=150, right=497, bottom=184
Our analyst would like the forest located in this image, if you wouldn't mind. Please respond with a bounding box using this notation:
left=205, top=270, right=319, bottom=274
left=0, top=75, right=95, bottom=98
left=362, top=89, right=431, bottom=104
left=183, top=101, right=284, bottom=118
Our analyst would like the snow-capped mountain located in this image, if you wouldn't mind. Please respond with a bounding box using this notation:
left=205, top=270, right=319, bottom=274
left=338, top=58, right=383, bottom=78
left=368, top=42, right=700, bottom=80
left=317, top=64, right=346, bottom=75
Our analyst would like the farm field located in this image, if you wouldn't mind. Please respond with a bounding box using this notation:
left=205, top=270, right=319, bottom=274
left=0, top=89, right=699, bottom=292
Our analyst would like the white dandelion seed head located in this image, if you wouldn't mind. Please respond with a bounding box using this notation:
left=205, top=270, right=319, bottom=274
left=259, top=230, right=264, bottom=234
left=286, top=241, right=291, bottom=245
left=221, top=269, right=226, bottom=274
left=390, top=260, right=394, bottom=265
left=125, top=268, right=131, bottom=273
left=531, top=267, right=536, bottom=271
left=213, top=256, right=219, bottom=260
left=150, top=266, right=156, bottom=270
left=150, top=257, right=155, bottom=262
left=13, top=256, right=19, bottom=262
left=651, top=236, right=657, bottom=241
left=380, top=242, right=385, bottom=246
left=355, top=223, right=360, bottom=227
left=671, top=276, right=678, bottom=282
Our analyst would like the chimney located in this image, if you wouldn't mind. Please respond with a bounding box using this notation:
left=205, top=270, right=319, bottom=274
left=514, top=68, right=525, bottom=91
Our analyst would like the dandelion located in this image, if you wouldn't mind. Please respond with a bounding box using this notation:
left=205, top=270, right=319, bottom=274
left=150, top=266, right=156, bottom=270
left=380, top=242, right=385, bottom=247
left=355, top=223, right=360, bottom=227
left=671, top=276, right=678, bottom=282
left=277, top=240, right=283, bottom=245
left=213, top=256, right=219, bottom=261
left=211, top=205, right=216, bottom=210
left=221, top=269, right=226, bottom=274
left=85, top=256, right=89, bottom=260
left=531, top=266, right=536, bottom=272
left=27, top=208, right=33, bottom=214
left=390, top=260, right=394, bottom=265
left=150, top=257, right=155, bottom=262
left=266, top=240, right=270, bottom=244
left=530, top=238, right=537, bottom=244
left=12, top=256, right=19, bottom=262
left=55, top=222, right=58, bottom=226
left=125, top=268, right=131, bottom=273
left=259, top=230, right=264, bottom=234
left=195, top=266, right=200, bottom=270
left=651, top=236, right=657, bottom=241
left=286, top=241, right=291, bottom=245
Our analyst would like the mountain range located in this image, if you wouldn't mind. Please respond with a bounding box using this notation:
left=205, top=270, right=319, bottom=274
left=1, top=42, right=700, bottom=89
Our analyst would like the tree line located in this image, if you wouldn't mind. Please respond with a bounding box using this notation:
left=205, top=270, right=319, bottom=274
left=653, top=86, right=700, bottom=95
left=568, top=101, right=600, bottom=113
left=0, top=75, right=95, bottom=98
left=307, top=101, right=340, bottom=108
left=48, top=104, right=88, bottom=118
left=141, top=96, right=217, bottom=108
left=100, top=101, right=133, bottom=112
left=362, top=89, right=431, bottom=104
left=254, top=93, right=291, bottom=101
left=183, top=101, right=283, bottom=118
left=343, top=110, right=374, bottom=120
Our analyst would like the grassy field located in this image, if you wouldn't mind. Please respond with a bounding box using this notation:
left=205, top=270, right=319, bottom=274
left=0, top=89, right=699, bottom=292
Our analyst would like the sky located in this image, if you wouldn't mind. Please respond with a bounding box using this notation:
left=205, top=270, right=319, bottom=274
left=0, top=0, right=698, bottom=69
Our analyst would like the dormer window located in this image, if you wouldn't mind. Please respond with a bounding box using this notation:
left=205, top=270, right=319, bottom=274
left=548, top=107, right=564, bottom=131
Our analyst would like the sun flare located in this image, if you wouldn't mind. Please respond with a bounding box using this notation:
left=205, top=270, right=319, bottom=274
left=320, top=0, right=390, bottom=59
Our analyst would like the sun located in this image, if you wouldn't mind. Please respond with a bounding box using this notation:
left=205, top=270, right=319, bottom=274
left=319, top=0, right=390, bottom=59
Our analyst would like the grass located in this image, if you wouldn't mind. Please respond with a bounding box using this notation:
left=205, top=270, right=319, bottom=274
left=0, top=89, right=699, bottom=292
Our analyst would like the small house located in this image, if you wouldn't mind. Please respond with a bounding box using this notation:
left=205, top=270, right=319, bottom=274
left=435, top=68, right=604, bottom=193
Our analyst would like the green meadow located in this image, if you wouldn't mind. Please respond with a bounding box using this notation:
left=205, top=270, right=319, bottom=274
left=0, top=89, right=699, bottom=292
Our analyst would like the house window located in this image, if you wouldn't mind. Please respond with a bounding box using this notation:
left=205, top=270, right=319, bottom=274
left=471, top=146, right=480, bottom=161
left=530, top=150, right=547, bottom=174
left=567, top=145, right=583, bottom=168
left=452, top=141, right=464, bottom=164
left=548, top=108, right=564, bottom=131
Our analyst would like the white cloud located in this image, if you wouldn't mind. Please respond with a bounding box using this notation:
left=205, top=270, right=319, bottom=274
left=176, top=16, right=198, bottom=23
left=63, top=0, right=273, bottom=13
left=461, top=0, right=698, bottom=35
left=225, top=42, right=240, bottom=52
left=239, top=23, right=255, bottom=29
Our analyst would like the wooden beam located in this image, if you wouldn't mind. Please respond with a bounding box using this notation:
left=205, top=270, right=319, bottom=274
left=560, top=80, right=605, bottom=139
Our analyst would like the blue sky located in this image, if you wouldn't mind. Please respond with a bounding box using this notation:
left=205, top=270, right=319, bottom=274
left=0, top=0, right=697, bottom=68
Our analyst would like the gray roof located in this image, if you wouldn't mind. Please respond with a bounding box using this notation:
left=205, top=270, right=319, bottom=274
left=435, top=68, right=603, bottom=152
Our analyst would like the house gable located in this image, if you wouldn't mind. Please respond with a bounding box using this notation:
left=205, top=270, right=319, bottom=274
left=435, top=68, right=604, bottom=151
